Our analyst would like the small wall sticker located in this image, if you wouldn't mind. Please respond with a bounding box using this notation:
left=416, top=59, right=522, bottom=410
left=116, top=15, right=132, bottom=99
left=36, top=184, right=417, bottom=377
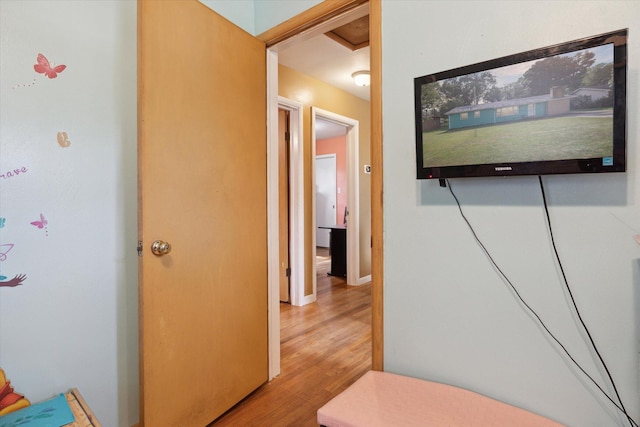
left=0, top=167, right=28, bottom=180
left=11, top=78, right=37, bottom=90
left=0, top=274, right=27, bottom=288
left=0, top=244, right=14, bottom=262
left=30, top=213, right=48, bottom=237
left=34, top=53, right=66, bottom=79
left=0, top=218, right=5, bottom=228
left=57, top=131, right=71, bottom=147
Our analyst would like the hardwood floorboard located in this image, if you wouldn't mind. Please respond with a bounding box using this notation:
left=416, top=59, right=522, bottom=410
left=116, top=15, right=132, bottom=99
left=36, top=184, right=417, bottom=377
left=210, top=249, right=372, bottom=426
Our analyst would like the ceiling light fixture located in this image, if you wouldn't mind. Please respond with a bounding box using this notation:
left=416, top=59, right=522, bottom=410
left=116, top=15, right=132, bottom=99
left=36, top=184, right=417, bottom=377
left=352, top=70, right=370, bottom=87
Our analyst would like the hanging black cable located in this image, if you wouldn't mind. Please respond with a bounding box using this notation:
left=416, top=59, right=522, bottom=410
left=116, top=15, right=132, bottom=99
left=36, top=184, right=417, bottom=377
left=538, top=175, right=635, bottom=427
left=447, top=178, right=637, bottom=427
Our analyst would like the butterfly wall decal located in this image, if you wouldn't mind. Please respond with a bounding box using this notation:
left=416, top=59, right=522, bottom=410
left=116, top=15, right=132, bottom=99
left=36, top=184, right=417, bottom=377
left=57, top=131, right=71, bottom=148
left=34, top=53, right=66, bottom=79
left=31, top=213, right=48, bottom=229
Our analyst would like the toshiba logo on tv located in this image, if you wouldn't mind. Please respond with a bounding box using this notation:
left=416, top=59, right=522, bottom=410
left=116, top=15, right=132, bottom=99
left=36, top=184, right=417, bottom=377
left=495, top=166, right=513, bottom=171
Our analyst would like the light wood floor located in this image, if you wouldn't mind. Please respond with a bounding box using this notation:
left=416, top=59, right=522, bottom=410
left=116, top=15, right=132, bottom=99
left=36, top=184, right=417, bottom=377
left=210, top=248, right=372, bottom=426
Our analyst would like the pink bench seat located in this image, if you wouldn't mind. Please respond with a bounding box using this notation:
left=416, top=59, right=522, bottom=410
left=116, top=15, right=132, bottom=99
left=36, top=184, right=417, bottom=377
left=317, top=371, right=564, bottom=426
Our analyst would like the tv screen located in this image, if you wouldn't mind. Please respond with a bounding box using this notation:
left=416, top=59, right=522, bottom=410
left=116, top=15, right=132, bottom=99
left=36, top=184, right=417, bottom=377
left=414, top=29, right=627, bottom=179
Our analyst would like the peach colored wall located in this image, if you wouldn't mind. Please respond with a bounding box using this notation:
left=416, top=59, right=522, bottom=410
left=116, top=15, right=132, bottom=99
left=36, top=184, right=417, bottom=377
left=316, top=135, right=347, bottom=224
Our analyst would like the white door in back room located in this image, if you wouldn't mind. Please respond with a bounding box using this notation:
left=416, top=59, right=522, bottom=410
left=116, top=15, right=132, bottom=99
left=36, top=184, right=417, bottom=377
left=315, top=154, right=337, bottom=248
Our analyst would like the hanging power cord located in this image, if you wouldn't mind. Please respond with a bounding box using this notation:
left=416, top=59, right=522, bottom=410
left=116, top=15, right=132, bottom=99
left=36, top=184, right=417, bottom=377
left=538, top=175, right=635, bottom=427
left=446, top=178, right=637, bottom=427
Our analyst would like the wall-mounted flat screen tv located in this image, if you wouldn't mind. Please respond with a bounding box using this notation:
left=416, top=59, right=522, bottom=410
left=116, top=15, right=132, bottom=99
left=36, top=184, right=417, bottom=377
left=414, top=29, right=627, bottom=179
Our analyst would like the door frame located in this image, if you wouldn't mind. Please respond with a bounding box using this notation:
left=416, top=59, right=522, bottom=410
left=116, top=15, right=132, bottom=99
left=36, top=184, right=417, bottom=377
left=262, top=0, right=383, bottom=380
left=278, top=97, right=306, bottom=307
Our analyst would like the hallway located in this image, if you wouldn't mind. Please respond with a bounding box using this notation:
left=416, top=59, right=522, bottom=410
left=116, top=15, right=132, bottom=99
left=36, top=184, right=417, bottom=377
left=211, top=250, right=372, bottom=426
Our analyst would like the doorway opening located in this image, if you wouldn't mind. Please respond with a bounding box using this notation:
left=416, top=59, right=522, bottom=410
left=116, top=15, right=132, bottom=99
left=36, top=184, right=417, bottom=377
left=311, top=108, right=360, bottom=292
left=315, top=115, right=348, bottom=272
left=266, top=3, right=373, bottom=380
left=278, top=107, right=292, bottom=303
left=277, top=97, right=306, bottom=307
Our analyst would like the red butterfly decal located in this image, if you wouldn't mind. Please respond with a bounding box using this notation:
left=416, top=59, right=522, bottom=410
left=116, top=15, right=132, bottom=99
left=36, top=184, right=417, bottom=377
left=34, top=53, right=66, bottom=79
left=31, top=213, right=48, bottom=229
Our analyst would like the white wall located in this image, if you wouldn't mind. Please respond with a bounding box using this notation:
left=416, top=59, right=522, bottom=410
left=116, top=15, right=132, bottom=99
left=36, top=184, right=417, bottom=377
left=253, top=0, right=323, bottom=35
left=382, top=1, right=639, bottom=426
left=200, top=0, right=322, bottom=36
left=199, top=0, right=255, bottom=34
left=0, top=2, right=138, bottom=426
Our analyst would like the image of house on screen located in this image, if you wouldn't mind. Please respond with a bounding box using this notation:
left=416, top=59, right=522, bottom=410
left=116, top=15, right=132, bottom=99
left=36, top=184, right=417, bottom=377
left=445, top=86, right=573, bottom=130
left=571, top=86, right=611, bottom=101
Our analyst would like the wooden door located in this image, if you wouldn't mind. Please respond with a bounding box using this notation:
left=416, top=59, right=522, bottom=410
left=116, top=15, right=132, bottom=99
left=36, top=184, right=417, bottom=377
left=278, top=109, right=291, bottom=302
left=138, top=1, right=268, bottom=425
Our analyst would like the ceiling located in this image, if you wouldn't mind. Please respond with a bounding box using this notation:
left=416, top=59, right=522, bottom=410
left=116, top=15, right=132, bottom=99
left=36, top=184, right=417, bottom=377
left=314, top=118, right=347, bottom=140
left=277, top=15, right=370, bottom=139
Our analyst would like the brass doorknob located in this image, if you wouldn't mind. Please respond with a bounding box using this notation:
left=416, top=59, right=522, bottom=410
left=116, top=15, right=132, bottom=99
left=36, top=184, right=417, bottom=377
left=151, top=240, right=172, bottom=256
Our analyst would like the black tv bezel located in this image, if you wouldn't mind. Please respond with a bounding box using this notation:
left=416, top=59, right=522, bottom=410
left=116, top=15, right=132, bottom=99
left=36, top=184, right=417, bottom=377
left=414, top=29, right=628, bottom=180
